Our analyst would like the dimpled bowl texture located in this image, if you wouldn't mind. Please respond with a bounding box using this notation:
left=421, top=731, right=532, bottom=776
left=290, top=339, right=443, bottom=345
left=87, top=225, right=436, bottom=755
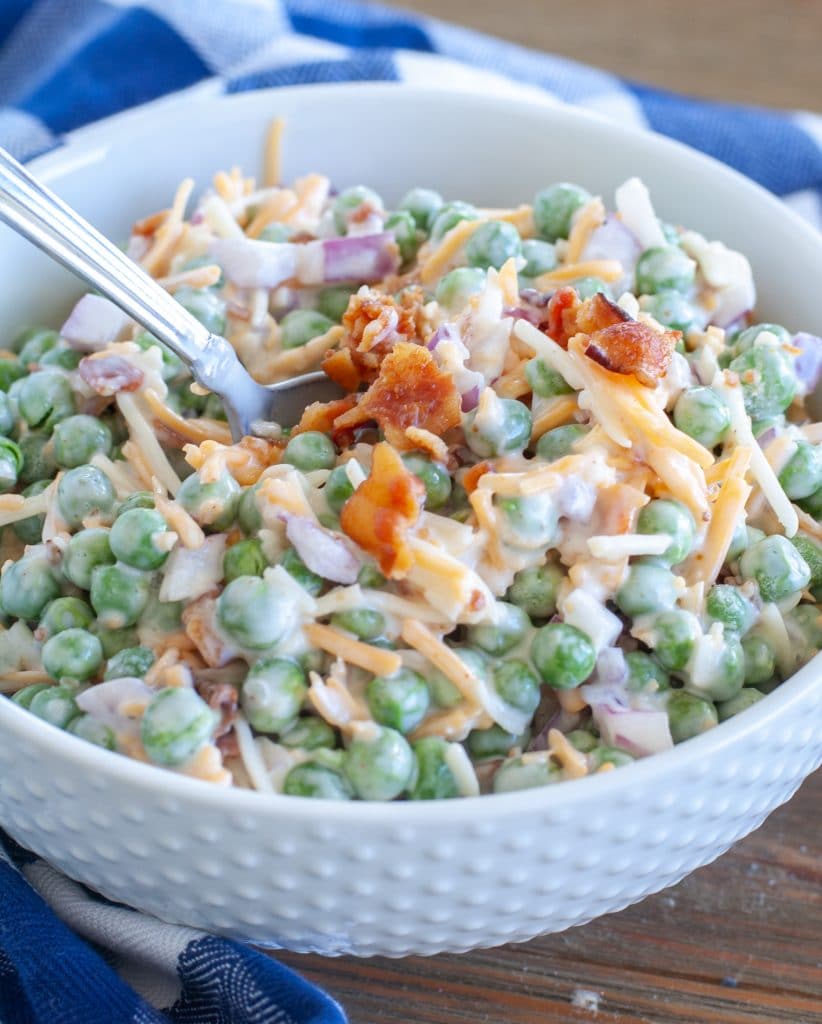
left=0, top=85, right=820, bottom=957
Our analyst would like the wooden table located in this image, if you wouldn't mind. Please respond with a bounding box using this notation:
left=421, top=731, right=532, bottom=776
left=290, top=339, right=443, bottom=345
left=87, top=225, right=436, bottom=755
left=281, top=773, right=821, bottom=1022
left=280, top=3, right=821, bottom=1019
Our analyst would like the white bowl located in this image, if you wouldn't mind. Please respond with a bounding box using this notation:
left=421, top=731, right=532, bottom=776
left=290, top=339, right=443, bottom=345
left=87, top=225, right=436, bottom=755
left=0, top=85, right=820, bottom=957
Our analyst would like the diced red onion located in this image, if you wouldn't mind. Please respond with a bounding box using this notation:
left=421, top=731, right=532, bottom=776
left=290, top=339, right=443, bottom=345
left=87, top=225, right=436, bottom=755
left=159, top=535, right=226, bottom=603
left=426, top=323, right=459, bottom=351
left=285, top=516, right=360, bottom=584
left=504, top=305, right=542, bottom=326
left=595, top=647, right=628, bottom=688
left=519, top=288, right=552, bottom=309
left=321, top=232, right=399, bottom=284
left=461, top=385, right=481, bottom=412
left=76, top=677, right=155, bottom=738
left=711, top=285, right=755, bottom=329
left=792, top=332, right=822, bottom=396
left=527, top=709, right=581, bottom=751
left=210, top=238, right=300, bottom=289
left=61, top=294, right=132, bottom=352
left=581, top=215, right=640, bottom=294
left=592, top=705, right=674, bottom=757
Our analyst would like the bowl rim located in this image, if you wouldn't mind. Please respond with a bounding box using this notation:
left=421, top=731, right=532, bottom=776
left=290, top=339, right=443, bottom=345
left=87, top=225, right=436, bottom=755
left=2, top=81, right=821, bottom=823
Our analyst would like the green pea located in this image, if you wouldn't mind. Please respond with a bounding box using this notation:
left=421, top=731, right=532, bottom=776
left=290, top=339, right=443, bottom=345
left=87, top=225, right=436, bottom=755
left=38, top=596, right=94, bottom=639
left=729, top=346, right=797, bottom=420
left=637, top=499, right=695, bottom=566
left=357, top=563, right=386, bottom=590
left=576, top=277, right=613, bottom=300
left=0, top=437, right=22, bottom=493
left=799, top=485, right=822, bottom=522
left=333, top=185, right=383, bottom=234
left=790, top=534, right=822, bottom=596
left=398, top=187, right=444, bottom=231
left=40, top=346, right=82, bottom=371
left=279, top=717, right=337, bottom=750
left=409, top=737, right=461, bottom=800
left=467, top=724, right=527, bottom=759
left=280, top=310, right=335, bottom=351
left=531, top=622, right=596, bottom=689
left=739, top=535, right=810, bottom=603
left=344, top=725, right=415, bottom=801
left=17, top=328, right=58, bottom=366
left=566, top=729, right=598, bottom=753
left=725, top=518, right=750, bottom=566
left=730, top=322, right=791, bottom=358
left=366, top=668, right=430, bottom=733
left=17, top=370, right=76, bottom=430
left=493, top=755, right=560, bottom=793
left=218, top=537, right=264, bottom=583
left=686, top=636, right=745, bottom=701
left=521, top=239, right=557, bottom=278
left=52, top=415, right=112, bottom=469
left=217, top=575, right=292, bottom=650
left=506, top=563, right=563, bottom=619
left=282, top=431, right=336, bottom=471
left=66, top=713, right=116, bottom=749
left=465, top=220, right=522, bottom=270
left=29, top=684, right=79, bottom=728
left=0, top=553, right=61, bottom=620
left=429, top=201, right=478, bottom=242
left=673, top=387, right=730, bottom=449
left=91, top=624, right=140, bottom=659
left=330, top=608, right=386, bottom=641
left=785, top=603, right=822, bottom=653
left=141, top=687, right=218, bottom=766
left=496, top=492, right=559, bottom=550
left=649, top=610, right=700, bottom=672
left=90, top=563, right=151, bottom=629
left=12, top=682, right=52, bottom=709
left=385, top=210, right=420, bottom=264
left=12, top=480, right=49, bottom=544
left=615, top=562, right=678, bottom=617
left=467, top=601, right=530, bottom=656
left=741, top=634, right=775, bottom=685
left=525, top=358, right=572, bottom=398
left=779, top=442, right=822, bottom=501
left=42, top=628, right=102, bottom=682
left=401, top=453, right=451, bottom=510
left=587, top=746, right=635, bottom=771
left=175, top=286, right=227, bottom=336
left=258, top=223, right=291, bottom=243
left=279, top=547, right=324, bottom=596
left=324, top=463, right=356, bottom=514
left=316, top=286, right=354, bottom=322
left=0, top=358, right=25, bottom=393
left=177, top=470, right=240, bottom=531
left=57, top=465, right=116, bottom=529
left=667, top=690, right=718, bottom=742
left=241, top=657, right=306, bottom=733
left=104, top=645, right=155, bottom=680
left=238, top=484, right=262, bottom=535
left=108, top=508, right=170, bottom=571
left=534, top=183, right=591, bottom=242
left=435, top=266, right=486, bottom=311
left=283, top=762, right=353, bottom=800
left=0, top=391, right=14, bottom=436
left=705, top=584, right=755, bottom=635
left=18, top=433, right=57, bottom=486
left=536, top=424, right=589, bottom=462
left=642, top=290, right=697, bottom=333
left=716, top=688, right=765, bottom=723
left=62, top=528, right=114, bottom=590
left=116, top=491, right=155, bottom=516
left=635, top=245, right=695, bottom=295
left=624, top=651, right=670, bottom=695
left=492, top=659, right=541, bottom=716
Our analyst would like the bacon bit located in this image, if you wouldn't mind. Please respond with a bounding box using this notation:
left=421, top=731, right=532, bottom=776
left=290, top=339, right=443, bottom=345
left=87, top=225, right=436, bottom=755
left=339, top=441, right=424, bottom=578
left=545, top=286, right=582, bottom=347
left=462, top=461, right=492, bottom=494
left=291, top=395, right=358, bottom=439
left=404, top=427, right=449, bottom=463
left=182, top=595, right=237, bottom=668
left=322, top=287, right=426, bottom=388
left=584, top=319, right=677, bottom=387
left=196, top=678, right=239, bottom=739
left=576, top=292, right=630, bottom=334
left=333, top=342, right=461, bottom=450
left=132, top=209, right=169, bottom=236
left=79, top=355, right=144, bottom=396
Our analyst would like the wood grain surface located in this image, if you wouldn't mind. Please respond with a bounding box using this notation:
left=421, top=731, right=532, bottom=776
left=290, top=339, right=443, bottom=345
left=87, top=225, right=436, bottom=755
left=280, top=771, right=821, bottom=1023
left=382, top=0, right=822, bottom=112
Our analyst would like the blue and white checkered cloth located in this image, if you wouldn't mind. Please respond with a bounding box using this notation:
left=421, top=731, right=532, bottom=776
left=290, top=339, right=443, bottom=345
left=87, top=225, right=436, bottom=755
left=0, top=1, right=820, bottom=1021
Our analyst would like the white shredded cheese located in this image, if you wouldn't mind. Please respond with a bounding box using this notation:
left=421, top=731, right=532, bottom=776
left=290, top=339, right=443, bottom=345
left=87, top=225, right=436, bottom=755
left=615, top=177, right=667, bottom=250
left=587, top=533, right=672, bottom=561
left=560, top=588, right=622, bottom=652
left=513, top=318, right=585, bottom=390
left=443, top=742, right=480, bottom=797
left=233, top=716, right=274, bottom=793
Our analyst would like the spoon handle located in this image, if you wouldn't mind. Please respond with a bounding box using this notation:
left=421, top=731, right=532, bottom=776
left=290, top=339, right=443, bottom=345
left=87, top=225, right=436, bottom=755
left=0, top=147, right=238, bottom=390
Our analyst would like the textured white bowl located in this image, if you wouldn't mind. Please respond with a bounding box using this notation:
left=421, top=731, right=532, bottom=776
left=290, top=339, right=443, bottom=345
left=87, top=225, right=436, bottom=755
left=0, top=85, right=820, bottom=957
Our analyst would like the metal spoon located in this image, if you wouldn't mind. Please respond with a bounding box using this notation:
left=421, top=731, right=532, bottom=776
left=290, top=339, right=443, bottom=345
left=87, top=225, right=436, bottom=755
left=0, top=147, right=344, bottom=440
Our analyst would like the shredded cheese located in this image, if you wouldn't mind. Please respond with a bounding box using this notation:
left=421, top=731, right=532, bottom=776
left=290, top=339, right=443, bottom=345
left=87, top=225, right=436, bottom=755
left=548, top=728, right=588, bottom=779
left=513, top=319, right=585, bottom=390
left=530, top=395, right=579, bottom=441
left=0, top=488, right=51, bottom=529
left=264, top=117, right=285, bottom=187
left=303, top=622, right=402, bottom=676
left=564, top=197, right=606, bottom=264
left=117, top=393, right=182, bottom=495
left=535, top=259, right=623, bottom=289
left=587, top=533, right=672, bottom=560
left=233, top=715, right=274, bottom=793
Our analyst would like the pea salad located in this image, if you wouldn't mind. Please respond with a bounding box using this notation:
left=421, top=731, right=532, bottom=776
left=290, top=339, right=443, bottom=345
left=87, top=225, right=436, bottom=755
left=1, top=138, right=821, bottom=801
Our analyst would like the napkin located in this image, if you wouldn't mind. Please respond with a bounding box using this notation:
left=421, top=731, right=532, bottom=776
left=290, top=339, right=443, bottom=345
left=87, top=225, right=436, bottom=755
left=0, top=1, right=820, bottom=1021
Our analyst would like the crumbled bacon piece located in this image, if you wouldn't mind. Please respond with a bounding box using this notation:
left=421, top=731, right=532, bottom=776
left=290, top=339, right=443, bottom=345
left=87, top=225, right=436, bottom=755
left=182, top=596, right=238, bottom=668
left=339, top=441, right=424, bottom=578
left=291, top=395, right=358, bottom=443
left=333, top=342, right=461, bottom=450
left=216, top=729, right=240, bottom=758
left=79, top=355, right=144, bottom=396
left=545, top=287, right=582, bottom=347
left=461, top=461, right=492, bottom=494
left=196, top=678, right=238, bottom=738
left=576, top=292, right=631, bottom=334
left=322, top=287, right=426, bottom=388
left=584, top=319, right=677, bottom=386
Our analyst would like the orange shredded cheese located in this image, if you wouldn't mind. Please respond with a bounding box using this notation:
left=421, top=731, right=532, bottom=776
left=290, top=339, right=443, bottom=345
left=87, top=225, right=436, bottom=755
left=535, top=259, right=623, bottom=289
left=530, top=395, right=579, bottom=440
left=141, top=178, right=194, bottom=276
left=303, top=622, right=402, bottom=676
left=564, top=197, right=606, bottom=264
left=548, top=728, right=588, bottom=778
left=157, top=264, right=222, bottom=292
left=264, top=116, right=285, bottom=188
left=404, top=426, right=448, bottom=463
left=688, top=445, right=753, bottom=585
